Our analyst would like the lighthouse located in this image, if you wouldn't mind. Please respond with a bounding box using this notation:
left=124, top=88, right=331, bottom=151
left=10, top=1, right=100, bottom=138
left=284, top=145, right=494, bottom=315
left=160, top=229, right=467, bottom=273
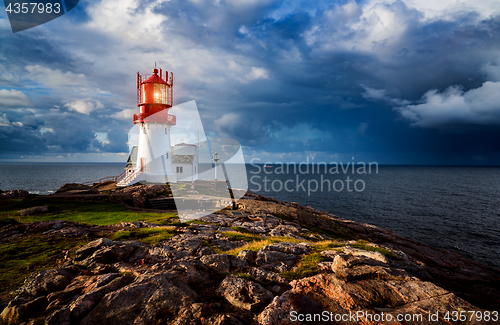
left=118, top=66, right=176, bottom=186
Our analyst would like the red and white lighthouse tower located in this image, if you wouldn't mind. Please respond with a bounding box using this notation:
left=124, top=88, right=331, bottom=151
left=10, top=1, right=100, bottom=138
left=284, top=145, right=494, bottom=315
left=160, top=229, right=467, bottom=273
left=118, top=66, right=176, bottom=186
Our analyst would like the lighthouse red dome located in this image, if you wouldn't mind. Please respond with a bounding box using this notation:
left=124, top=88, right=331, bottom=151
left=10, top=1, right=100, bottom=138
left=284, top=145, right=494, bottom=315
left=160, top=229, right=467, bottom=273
left=133, top=66, right=175, bottom=125
left=142, top=69, right=168, bottom=84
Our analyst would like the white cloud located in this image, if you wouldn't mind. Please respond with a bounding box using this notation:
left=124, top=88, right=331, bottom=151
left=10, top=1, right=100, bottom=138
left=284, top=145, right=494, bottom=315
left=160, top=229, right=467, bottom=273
left=362, top=63, right=500, bottom=128
left=25, top=65, right=88, bottom=88
left=395, top=81, right=500, bottom=128
left=239, top=67, right=270, bottom=83
left=111, top=108, right=136, bottom=121
left=0, top=114, right=10, bottom=126
left=0, top=89, right=32, bottom=108
left=392, top=0, right=500, bottom=20
left=357, top=122, right=369, bottom=136
left=65, top=100, right=104, bottom=115
left=84, top=0, right=167, bottom=45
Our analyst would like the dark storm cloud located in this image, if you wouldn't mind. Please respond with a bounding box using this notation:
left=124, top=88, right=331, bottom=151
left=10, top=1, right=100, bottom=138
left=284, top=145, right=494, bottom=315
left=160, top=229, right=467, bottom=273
left=1, top=0, right=500, bottom=163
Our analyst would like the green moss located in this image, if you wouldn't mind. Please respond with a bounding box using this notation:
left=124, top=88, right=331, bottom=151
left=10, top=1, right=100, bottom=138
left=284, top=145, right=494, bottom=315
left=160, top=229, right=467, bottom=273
left=203, top=239, right=224, bottom=254
left=111, top=228, right=176, bottom=245
left=186, top=219, right=209, bottom=225
left=230, top=226, right=251, bottom=233
left=0, top=235, right=90, bottom=299
left=221, top=231, right=262, bottom=242
left=280, top=252, right=324, bottom=280
left=311, top=241, right=345, bottom=252
left=0, top=197, right=177, bottom=226
left=224, top=237, right=312, bottom=256
left=235, top=272, right=251, bottom=280
left=118, top=271, right=137, bottom=279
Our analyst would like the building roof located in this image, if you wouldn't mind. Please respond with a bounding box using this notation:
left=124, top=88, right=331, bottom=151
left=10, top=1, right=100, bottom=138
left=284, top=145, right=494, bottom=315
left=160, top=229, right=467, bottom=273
left=174, top=143, right=197, bottom=147
left=172, top=155, right=194, bottom=163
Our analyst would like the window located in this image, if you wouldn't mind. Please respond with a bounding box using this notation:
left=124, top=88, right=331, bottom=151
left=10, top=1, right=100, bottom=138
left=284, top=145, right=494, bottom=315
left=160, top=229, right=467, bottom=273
left=176, top=166, right=183, bottom=173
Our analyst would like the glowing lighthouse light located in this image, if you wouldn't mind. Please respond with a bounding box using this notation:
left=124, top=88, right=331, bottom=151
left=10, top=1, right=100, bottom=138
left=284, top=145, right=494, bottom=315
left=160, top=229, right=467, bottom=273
left=117, top=66, right=176, bottom=186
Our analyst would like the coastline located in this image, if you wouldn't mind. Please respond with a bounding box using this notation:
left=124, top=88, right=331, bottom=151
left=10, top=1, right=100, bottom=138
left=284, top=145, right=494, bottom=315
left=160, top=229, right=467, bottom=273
left=0, top=185, right=499, bottom=324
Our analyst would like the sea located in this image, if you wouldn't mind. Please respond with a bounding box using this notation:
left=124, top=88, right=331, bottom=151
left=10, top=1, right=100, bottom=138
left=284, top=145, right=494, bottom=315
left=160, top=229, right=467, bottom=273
left=1, top=162, right=499, bottom=269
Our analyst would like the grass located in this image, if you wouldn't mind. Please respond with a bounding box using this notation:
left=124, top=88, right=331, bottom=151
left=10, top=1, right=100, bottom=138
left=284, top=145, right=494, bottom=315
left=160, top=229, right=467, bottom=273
left=280, top=253, right=324, bottom=280
left=0, top=196, right=177, bottom=227
left=353, top=240, right=397, bottom=258
left=221, top=231, right=263, bottom=242
left=235, top=272, right=251, bottom=280
left=223, top=235, right=312, bottom=256
left=111, top=228, right=177, bottom=245
left=311, top=240, right=345, bottom=252
left=0, top=234, right=90, bottom=299
left=230, top=226, right=251, bottom=233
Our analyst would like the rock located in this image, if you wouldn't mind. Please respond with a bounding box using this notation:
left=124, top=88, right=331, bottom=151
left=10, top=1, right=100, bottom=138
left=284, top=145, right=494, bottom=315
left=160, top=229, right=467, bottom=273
left=217, top=275, right=273, bottom=312
left=262, top=242, right=312, bottom=255
left=200, top=254, right=230, bottom=273
left=75, top=238, right=114, bottom=261
left=256, top=250, right=295, bottom=266
left=255, top=244, right=302, bottom=272
left=249, top=267, right=288, bottom=284
left=46, top=307, right=71, bottom=325
left=69, top=274, right=134, bottom=321
left=56, top=183, right=98, bottom=194
left=0, top=189, right=29, bottom=198
left=238, top=249, right=257, bottom=264
left=211, top=239, right=247, bottom=252
left=18, top=206, right=48, bottom=216
left=0, top=296, right=47, bottom=324
left=80, top=272, right=197, bottom=325
left=204, top=314, right=244, bottom=325
left=79, top=244, right=138, bottom=267
left=331, top=253, right=386, bottom=270
left=169, top=234, right=203, bottom=254
left=228, top=255, right=249, bottom=272
left=341, top=245, right=390, bottom=264
left=18, top=268, right=74, bottom=298
left=197, top=246, right=214, bottom=256
left=258, top=266, right=480, bottom=325
left=168, top=259, right=211, bottom=285
left=199, top=214, right=235, bottom=225
left=258, top=291, right=314, bottom=325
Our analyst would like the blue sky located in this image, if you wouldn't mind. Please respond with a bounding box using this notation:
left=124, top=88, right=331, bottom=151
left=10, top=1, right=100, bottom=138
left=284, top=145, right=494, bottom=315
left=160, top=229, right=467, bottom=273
left=1, top=0, right=500, bottom=164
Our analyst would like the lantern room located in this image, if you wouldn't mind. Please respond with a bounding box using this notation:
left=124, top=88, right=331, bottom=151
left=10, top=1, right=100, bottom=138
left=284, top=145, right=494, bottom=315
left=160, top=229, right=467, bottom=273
left=134, top=67, right=175, bottom=124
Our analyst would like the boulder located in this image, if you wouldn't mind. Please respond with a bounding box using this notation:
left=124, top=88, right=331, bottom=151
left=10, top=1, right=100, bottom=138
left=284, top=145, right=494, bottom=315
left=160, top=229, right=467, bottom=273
left=249, top=267, right=288, bottom=284
left=204, top=314, right=244, bottom=325
left=217, top=275, right=273, bottom=312
left=0, top=296, right=47, bottom=324
left=68, top=274, right=134, bottom=322
left=0, top=189, right=29, bottom=198
left=200, top=254, right=230, bottom=273
left=80, top=272, right=197, bottom=325
left=238, top=249, right=257, bottom=264
left=18, top=206, right=49, bottom=216
left=255, top=250, right=299, bottom=272
left=56, top=183, right=98, bottom=194
left=17, top=268, right=74, bottom=298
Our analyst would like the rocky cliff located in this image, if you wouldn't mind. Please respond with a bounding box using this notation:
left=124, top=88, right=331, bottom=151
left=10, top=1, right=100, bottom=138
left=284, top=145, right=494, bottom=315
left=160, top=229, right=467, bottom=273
left=1, top=190, right=499, bottom=325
